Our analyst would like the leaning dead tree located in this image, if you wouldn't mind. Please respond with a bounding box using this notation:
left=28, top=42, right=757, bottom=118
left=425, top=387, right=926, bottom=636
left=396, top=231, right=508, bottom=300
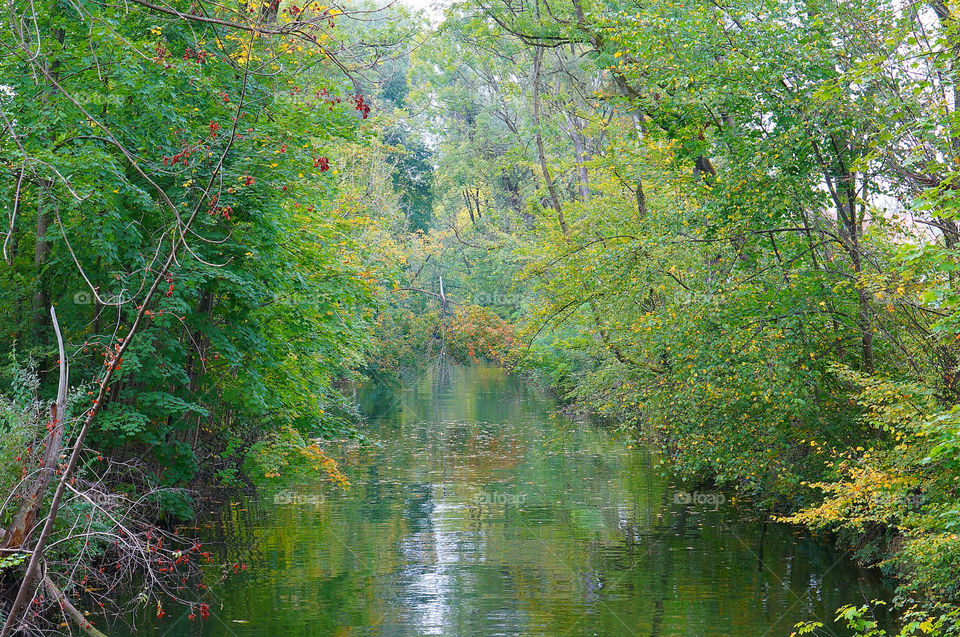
left=0, top=308, right=209, bottom=637
left=0, top=308, right=68, bottom=553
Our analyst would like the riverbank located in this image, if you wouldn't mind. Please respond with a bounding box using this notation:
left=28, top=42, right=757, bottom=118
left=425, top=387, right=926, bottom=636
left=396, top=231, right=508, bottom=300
left=508, top=350, right=959, bottom=634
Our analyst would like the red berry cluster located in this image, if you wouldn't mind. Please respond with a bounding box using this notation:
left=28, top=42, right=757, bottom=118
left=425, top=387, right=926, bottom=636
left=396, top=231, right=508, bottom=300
left=103, top=340, right=125, bottom=372
left=182, top=47, right=208, bottom=63
left=207, top=195, right=233, bottom=220
left=351, top=93, right=371, bottom=118
left=163, top=140, right=204, bottom=167
left=321, top=8, right=337, bottom=27
left=154, top=41, right=168, bottom=65
left=318, top=87, right=343, bottom=111
left=209, top=120, right=221, bottom=138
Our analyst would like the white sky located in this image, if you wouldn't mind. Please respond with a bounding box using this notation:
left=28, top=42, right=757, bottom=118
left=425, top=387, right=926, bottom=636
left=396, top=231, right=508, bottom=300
left=398, top=0, right=448, bottom=22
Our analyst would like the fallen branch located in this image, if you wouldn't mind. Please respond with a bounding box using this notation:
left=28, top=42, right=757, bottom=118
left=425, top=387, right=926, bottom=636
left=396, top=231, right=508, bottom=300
left=42, top=572, right=109, bottom=637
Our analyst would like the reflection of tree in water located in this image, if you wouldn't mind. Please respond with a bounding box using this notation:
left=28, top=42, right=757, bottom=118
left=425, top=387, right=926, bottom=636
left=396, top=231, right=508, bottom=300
left=119, top=365, right=894, bottom=637
left=396, top=481, right=449, bottom=634
left=431, top=353, right=454, bottom=393
left=359, top=380, right=404, bottom=422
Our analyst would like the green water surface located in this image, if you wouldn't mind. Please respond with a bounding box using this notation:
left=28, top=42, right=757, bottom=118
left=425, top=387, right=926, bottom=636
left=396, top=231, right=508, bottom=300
left=120, top=364, right=891, bottom=636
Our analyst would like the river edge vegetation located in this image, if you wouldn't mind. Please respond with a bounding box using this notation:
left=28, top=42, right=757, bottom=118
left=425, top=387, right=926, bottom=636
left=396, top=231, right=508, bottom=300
left=2, top=0, right=960, bottom=635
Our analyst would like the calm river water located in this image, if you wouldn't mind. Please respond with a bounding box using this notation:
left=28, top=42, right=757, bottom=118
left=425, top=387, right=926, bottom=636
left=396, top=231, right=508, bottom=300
left=120, top=363, right=891, bottom=636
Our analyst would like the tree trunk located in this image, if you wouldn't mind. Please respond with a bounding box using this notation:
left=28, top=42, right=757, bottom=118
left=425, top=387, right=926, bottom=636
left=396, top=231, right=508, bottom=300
left=31, top=193, right=51, bottom=344
left=43, top=574, right=109, bottom=637
left=532, top=47, right=568, bottom=234
left=563, top=109, right=591, bottom=201
left=2, top=308, right=69, bottom=551
left=463, top=189, right=475, bottom=224
left=30, top=20, right=65, bottom=357
left=837, top=171, right=875, bottom=374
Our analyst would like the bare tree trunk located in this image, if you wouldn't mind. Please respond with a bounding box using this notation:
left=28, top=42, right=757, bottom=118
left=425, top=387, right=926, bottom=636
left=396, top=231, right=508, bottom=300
left=2, top=307, right=68, bottom=551
left=31, top=192, right=51, bottom=343
left=693, top=154, right=717, bottom=181
left=930, top=0, right=960, bottom=286
left=463, top=189, right=475, bottom=224
left=839, top=172, right=874, bottom=374
left=571, top=0, right=647, bottom=218
left=31, top=19, right=64, bottom=347
left=635, top=174, right=647, bottom=219
left=562, top=110, right=591, bottom=201
left=532, top=47, right=568, bottom=235
left=810, top=136, right=875, bottom=373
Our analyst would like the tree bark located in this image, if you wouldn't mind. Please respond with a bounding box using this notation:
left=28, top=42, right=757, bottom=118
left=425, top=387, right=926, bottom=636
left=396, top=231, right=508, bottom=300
left=31, top=192, right=51, bottom=343
left=2, top=307, right=69, bottom=551
left=563, top=109, right=591, bottom=201
left=532, top=47, right=568, bottom=234
left=43, top=573, right=109, bottom=637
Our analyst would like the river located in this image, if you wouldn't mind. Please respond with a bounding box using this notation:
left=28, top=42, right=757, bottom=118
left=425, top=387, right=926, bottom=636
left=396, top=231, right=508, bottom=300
left=119, top=363, right=891, bottom=636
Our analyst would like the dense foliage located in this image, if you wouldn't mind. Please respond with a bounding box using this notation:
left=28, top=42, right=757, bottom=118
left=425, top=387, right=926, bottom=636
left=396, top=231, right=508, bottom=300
left=0, top=1, right=419, bottom=632
left=385, top=0, right=960, bottom=632
left=6, top=0, right=960, bottom=633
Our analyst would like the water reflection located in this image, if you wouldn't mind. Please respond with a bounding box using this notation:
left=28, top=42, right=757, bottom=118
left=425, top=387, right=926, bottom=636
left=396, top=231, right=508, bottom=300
left=116, top=364, right=891, bottom=636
